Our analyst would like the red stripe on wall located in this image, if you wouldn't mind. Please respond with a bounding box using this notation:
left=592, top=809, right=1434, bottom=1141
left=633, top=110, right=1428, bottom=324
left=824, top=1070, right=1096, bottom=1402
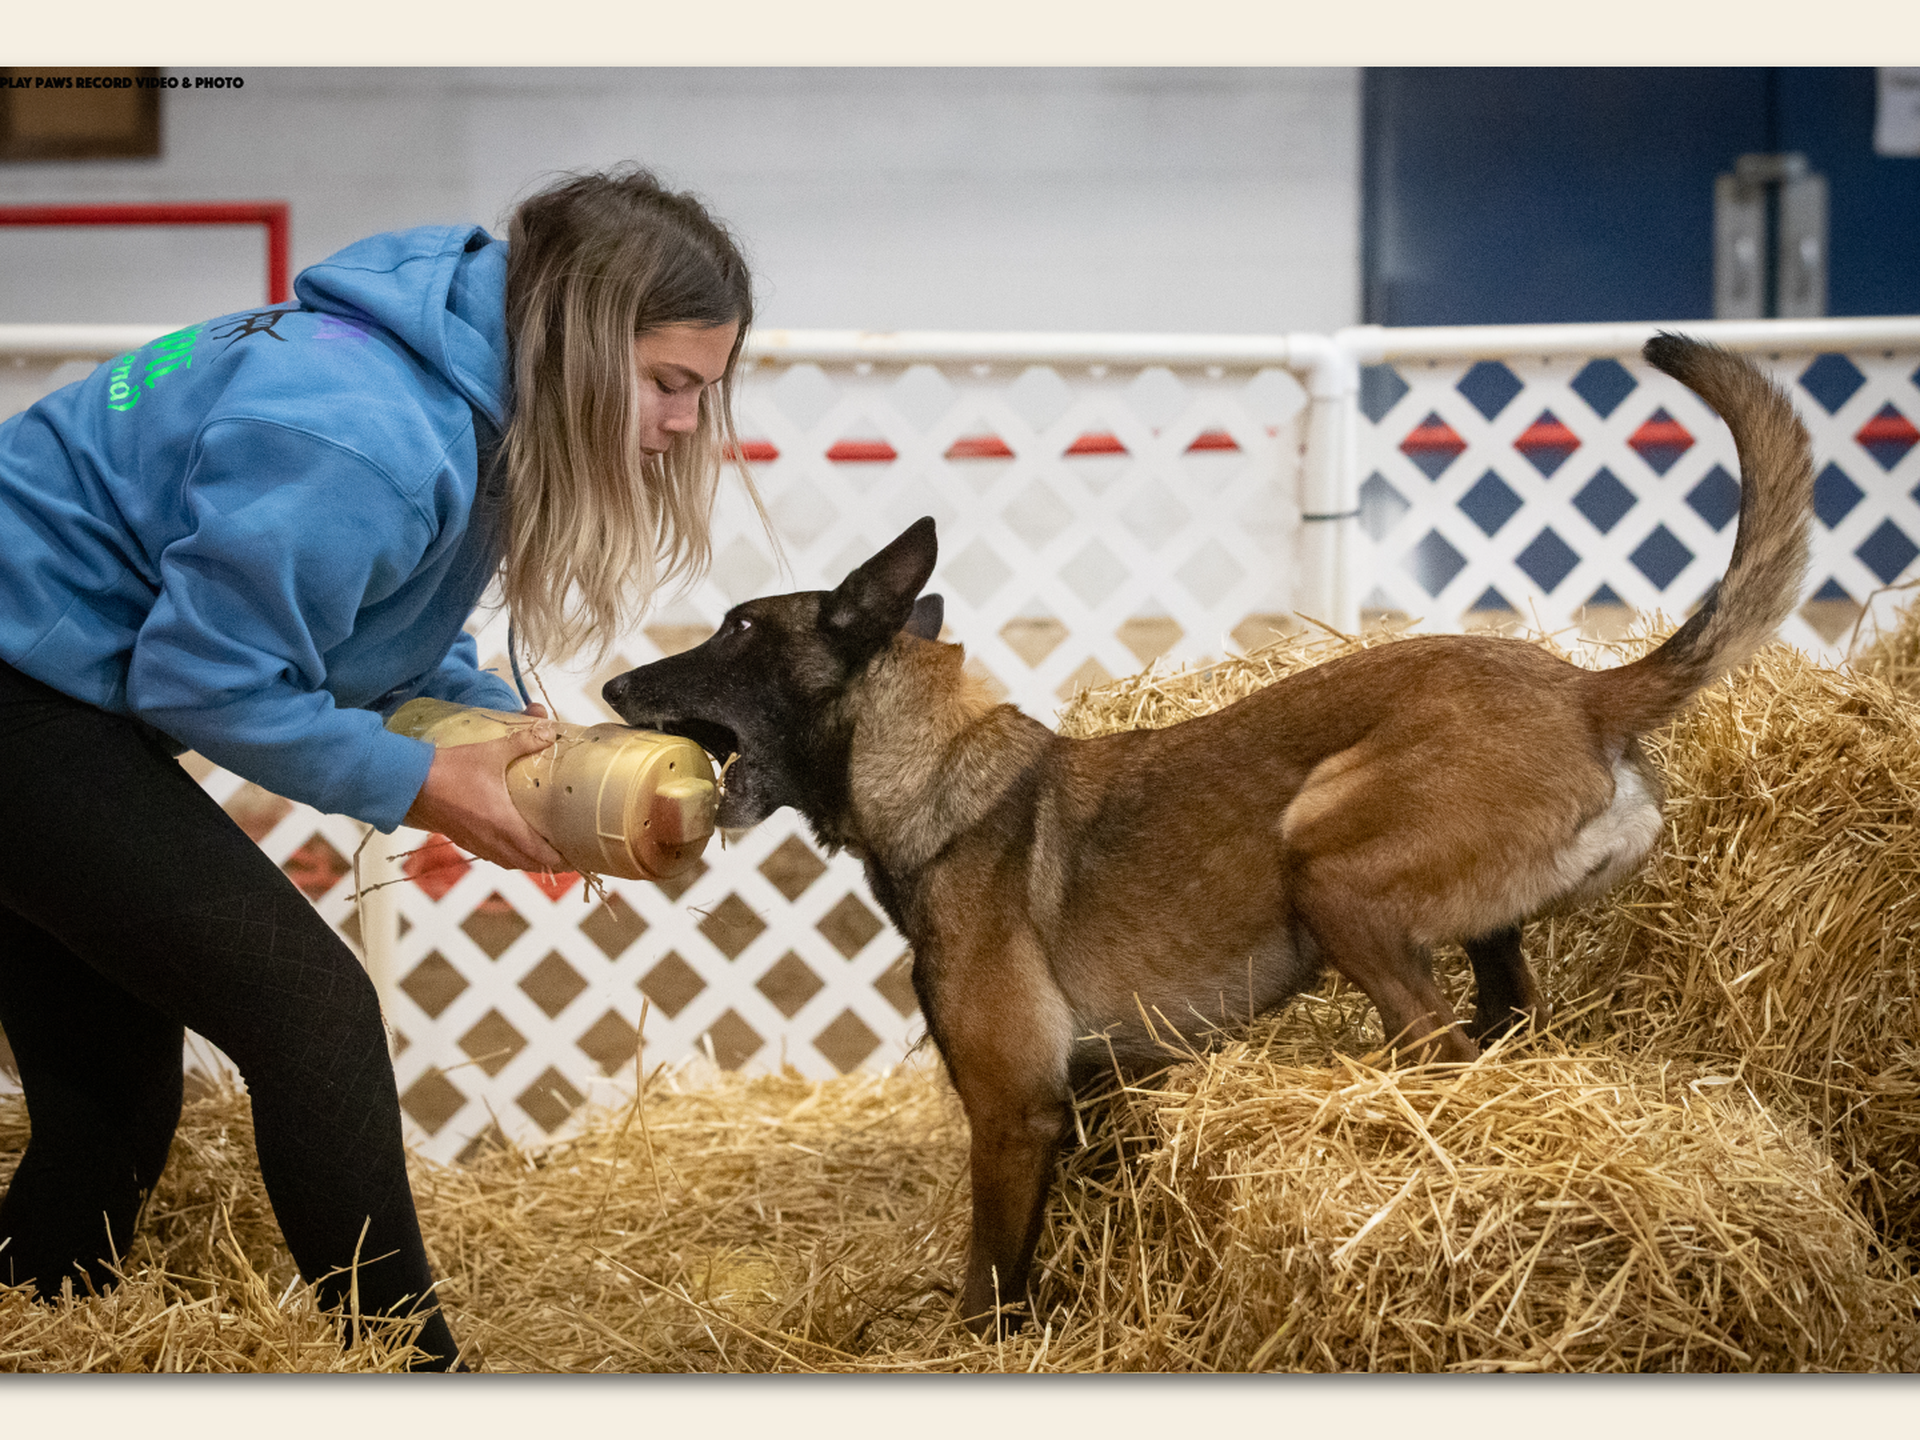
left=827, top=439, right=899, bottom=462
left=944, top=435, right=1016, bottom=460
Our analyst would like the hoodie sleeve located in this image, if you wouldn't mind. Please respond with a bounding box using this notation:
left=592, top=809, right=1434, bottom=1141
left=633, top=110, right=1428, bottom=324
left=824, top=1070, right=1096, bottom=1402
left=126, top=416, right=442, bottom=830
left=411, top=628, right=525, bottom=712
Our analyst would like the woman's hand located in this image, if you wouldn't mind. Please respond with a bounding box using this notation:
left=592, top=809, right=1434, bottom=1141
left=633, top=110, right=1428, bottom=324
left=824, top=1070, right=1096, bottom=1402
left=403, top=707, right=569, bottom=872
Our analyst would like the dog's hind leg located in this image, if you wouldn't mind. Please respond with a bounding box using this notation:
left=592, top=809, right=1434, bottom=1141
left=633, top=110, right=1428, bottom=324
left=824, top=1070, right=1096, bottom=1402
left=1463, top=924, right=1547, bottom=1046
left=1293, top=878, right=1477, bottom=1063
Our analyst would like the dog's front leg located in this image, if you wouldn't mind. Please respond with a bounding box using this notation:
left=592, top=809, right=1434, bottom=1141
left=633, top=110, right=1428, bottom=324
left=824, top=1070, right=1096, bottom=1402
left=956, top=1076, right=1069, bottom=1335
left=925, top=927, right=1075, bottom=1336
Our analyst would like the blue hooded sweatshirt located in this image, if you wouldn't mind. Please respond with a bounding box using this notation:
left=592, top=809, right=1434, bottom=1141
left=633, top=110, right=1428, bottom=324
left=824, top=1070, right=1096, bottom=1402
left=0, top=224, right=525, bottom=831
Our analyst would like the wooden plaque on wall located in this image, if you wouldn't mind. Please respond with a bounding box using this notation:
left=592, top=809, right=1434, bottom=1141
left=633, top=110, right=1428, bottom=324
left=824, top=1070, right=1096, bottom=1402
left=1, top=68, right=161, bottom=161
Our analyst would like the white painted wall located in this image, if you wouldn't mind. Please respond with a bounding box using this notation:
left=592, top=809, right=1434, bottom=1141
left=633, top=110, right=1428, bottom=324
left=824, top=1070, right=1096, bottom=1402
left=0, top=67, right=1361, bottom=334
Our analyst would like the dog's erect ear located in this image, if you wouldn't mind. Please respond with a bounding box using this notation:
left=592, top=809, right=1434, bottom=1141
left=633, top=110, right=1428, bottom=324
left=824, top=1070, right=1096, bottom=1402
left=904, top=592, right=944, bottom=641
left=822, top=517, right=938, bottom=661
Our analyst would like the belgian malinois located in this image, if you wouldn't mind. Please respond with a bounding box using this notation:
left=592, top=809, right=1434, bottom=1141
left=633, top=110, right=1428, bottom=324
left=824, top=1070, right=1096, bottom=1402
left=603, top=334, right=1813, bottom=1333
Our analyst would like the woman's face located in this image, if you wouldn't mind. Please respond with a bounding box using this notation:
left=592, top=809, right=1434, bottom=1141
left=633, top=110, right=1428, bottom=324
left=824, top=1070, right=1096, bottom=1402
left=632, top=321, right=740, bottom=457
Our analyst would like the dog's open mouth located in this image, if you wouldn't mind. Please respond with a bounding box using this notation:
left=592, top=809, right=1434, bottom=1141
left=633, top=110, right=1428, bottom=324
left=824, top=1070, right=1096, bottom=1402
left=642, top=717, right=739, bottom=769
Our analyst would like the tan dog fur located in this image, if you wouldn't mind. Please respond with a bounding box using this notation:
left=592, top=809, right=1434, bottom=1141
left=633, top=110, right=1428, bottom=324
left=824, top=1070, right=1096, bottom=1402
left=604, top=334, right=1814, bottom=1333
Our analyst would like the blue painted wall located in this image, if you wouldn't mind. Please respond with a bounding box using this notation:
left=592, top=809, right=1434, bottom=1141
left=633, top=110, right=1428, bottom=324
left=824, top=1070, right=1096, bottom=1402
left=1364, top=68, right=1920, bottom=325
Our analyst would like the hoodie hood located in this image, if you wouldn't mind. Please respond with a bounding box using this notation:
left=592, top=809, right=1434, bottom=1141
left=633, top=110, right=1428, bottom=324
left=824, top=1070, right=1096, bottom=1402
left=0, top=221, right=524, bottom=829
left=295, top=224, right=511, bottom=429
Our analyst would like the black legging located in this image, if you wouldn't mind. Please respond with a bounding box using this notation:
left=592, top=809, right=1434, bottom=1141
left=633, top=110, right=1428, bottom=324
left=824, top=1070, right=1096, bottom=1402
left=0, top=658, right=459, bottom=1369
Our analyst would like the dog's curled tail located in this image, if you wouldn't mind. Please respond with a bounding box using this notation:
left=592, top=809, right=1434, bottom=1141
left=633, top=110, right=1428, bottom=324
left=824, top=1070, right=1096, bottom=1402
left=1591, top=333, right=1813, bottom=737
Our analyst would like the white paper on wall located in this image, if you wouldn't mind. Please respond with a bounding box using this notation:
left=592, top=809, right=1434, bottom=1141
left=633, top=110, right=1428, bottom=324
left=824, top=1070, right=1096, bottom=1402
left=1876, top=68, right=1920, bottom=157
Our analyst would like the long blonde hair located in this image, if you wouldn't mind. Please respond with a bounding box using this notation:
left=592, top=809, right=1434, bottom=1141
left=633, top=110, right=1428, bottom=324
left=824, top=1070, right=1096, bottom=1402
left=501, top=167, right=759, bottom=664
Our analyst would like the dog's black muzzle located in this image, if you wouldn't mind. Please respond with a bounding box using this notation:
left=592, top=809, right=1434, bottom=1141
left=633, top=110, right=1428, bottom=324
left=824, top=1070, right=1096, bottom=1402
left=602, top=673, right=737, bottom=757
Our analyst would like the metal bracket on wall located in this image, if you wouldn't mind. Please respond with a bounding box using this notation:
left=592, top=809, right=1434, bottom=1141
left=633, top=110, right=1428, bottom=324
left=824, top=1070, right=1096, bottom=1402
left=1714, top=151, right=1828, bottom=320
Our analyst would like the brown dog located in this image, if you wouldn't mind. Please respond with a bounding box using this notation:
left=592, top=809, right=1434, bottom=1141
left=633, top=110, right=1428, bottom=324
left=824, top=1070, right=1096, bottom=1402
left=603, top=334, right=1813, bottom=1332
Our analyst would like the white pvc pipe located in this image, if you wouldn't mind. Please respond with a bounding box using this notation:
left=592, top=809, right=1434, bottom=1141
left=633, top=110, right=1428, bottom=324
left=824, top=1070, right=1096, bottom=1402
left=743, top=327, right=1332, bottom=370
left=0, top=323, right=178, bottom=358
left=0, top=323, right=1324, bottom=369
left=1283, top=334, right=1362, bottom=633
left=10, top=317, right=1919, bottom=369
left=1339, top=316, right=1920, bottom=364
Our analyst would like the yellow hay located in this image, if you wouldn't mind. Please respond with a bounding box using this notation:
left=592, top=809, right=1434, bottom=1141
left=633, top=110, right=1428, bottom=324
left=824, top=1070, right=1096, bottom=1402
left=1063, top=612, right=1920, bottom=1253
left=1851, top=583, right=1920, bottom=690
left=1536, top=644, right=1920, bottom=1244
left=0, top=1088, right=428, bottom=1371
left=1037, top=1037, right=1914, bottom=1372
left=8, top=612, right=1920, bottom=1370
left=5, top=1043, right=1916, bottom=1370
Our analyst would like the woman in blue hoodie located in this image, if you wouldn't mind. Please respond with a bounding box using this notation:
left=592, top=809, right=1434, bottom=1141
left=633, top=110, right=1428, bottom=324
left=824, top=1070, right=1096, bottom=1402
left=0, top=167, right=755, bottom=1369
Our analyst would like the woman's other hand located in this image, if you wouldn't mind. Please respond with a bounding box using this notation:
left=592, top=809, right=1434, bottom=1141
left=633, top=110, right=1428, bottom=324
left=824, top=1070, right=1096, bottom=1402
left=403, top=717, right=569, bottom=872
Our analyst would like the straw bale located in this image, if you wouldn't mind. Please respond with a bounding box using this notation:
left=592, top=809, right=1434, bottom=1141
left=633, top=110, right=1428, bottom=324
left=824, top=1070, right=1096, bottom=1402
left=1059, top=616, right=1920, bottom=1257
left=0, top=1063, right=983, bottom=1373
left=10, top=616, right=1920, bottom=1370
left=1040, top=1036, right=1917, bottom=1371
left=1852, top=586, right=1920, bottom=691
left=0, top=1087, right=430, bottom=1371
left=5, top=1042, right=1913, bottom=1371
left=1535, top=644, right=1920, bottom=1245
left=411, top=1058, right=977, bottom=1371
left=1055, top=620, right=1428, bottom=742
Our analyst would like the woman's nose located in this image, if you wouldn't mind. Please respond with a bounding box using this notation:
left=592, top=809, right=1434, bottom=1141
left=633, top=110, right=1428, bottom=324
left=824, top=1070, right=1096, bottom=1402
left=663, top=394, right=701, bottom=433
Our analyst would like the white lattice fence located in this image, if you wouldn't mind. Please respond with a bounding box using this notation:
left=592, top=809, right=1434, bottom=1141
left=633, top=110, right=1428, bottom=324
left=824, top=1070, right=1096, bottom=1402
left=223, top=350, right=1315, bottom=1162
left=8, top=322, right=1919, bottom=1166
left=1352, top=343, right=1920, bottom=659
